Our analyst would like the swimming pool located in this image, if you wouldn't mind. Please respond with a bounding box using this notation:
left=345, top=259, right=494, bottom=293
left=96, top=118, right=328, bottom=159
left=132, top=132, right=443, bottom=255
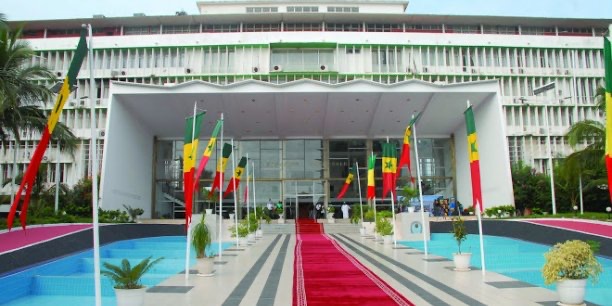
left=0, top=236, right=234, bottom=306
left=401, top=234, right=612, bottom=305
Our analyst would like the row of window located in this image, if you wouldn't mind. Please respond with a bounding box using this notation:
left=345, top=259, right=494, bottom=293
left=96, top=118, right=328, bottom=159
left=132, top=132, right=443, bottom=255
left=245, top=6, right=358, bottom=13
left=23, top=24, right=604, bottom=38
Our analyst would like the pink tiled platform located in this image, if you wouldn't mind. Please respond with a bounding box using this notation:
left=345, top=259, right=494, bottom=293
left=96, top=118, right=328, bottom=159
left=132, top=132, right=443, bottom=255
left=0, top=224, right=92, bottom=254
left=522, top=219, right=612, bottom=238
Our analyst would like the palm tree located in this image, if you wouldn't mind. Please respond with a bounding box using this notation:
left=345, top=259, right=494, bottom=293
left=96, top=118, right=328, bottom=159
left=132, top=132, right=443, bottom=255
left=0, top=25, right=78, bottom=151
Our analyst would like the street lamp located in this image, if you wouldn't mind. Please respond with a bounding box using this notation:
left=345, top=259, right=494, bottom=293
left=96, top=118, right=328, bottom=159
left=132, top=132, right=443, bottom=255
left=606, top=207, right=611, bottom=220
left=573, top=205, right=578, bottom=217
left=533, top=82, right=557, bottom=215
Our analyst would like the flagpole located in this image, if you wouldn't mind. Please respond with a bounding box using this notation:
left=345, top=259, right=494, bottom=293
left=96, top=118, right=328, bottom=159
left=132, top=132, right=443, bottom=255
left=86, top=24, right=102, bottom=306
left=218, top=113, right=224, bottom=260
left=184, top=101, right=197, bottom=280
left=245, top=153, right=250, bottom=243
left=467, top=101, right=486, bottom=276
left=372, top=153, right=377, bottom=231
left=412, top=113, right=428, bottom=257
left=252, top=160, right=258, bottom=234
left=231, top=140, right=239, bottom=246
left=386, top=138, right=397, bottom=247
left=355, top=161, right=365, bottom=234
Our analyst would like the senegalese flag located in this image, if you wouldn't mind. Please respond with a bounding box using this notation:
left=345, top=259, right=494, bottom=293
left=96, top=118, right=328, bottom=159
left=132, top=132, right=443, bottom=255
left=382, top=143, right=397, bottom=198
left=397, top=113, right=420, bottom=183
left=336, top=166, right=356, bottom=199
left=604, top=34, right=612, bottom=203
left=465, top=106, right=483, bottom=212
left=209, top=143, right=232, bottom=196
left=183, top=112, right=205, bottom=228
left=193, top=118, right=223, bottom=190
left=223, top=157, right=247, bottom=198
left=7, top=27, right=88, bottom=231
left=367, top=153, right=376, bottom=199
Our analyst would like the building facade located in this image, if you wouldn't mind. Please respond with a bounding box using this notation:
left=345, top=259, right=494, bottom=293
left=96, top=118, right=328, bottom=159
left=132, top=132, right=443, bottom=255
left=2, top=0, right=609, bottom=218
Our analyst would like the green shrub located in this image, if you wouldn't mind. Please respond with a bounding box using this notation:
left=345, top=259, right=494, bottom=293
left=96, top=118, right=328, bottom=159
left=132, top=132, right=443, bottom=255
left=452, top=217, right=468, bottom=254
left=542, top=240, right=602, bottom=285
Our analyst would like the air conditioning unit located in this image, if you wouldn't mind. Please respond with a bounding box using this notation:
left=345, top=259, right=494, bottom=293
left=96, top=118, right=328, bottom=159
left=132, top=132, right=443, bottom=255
left=69, top=102, right=76, bottom=107
left=565, top=70, right=571, bottom=75
left=56, top=71, right=63, bottom=77
left=510, top=68, right=514, bottom=73
left=406, top=67, right=413, bottom=73
left=556, top=69, right=562, bottom=74
left=518, top=68, right=524, bottom=74
left=98, top=131, right=106, bottom=137
left=252, top=67, right=260, bottom=73
left=539, top=128, right=547, bottom=135
left=471, top=68, right=478, bottom=73
left=320, top=65, right=328, bottom=71
left=185, top=68, right=192, bottom=74
left=272, top=65, right=283, bottom=72
left=96, top=99, right=101, bottom=106
left=79, top=100, right=86, bottom=107
left=121, top=70, right=126, bottom=76
left=111, top=70, right=120, bottom=77
left=43, top=156, right=48, bottom=161
left=422, top=67, right=429, bottom=73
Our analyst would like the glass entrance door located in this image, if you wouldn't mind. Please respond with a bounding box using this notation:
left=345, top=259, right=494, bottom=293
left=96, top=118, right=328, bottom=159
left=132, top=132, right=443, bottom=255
left=284, top=180, right=325, bottom=220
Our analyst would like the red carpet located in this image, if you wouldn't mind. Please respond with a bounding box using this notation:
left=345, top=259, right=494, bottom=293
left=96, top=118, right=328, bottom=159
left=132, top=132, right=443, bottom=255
left=293, top=218, right=413, bottom=306
left=522, top=219, right=612, bottom=238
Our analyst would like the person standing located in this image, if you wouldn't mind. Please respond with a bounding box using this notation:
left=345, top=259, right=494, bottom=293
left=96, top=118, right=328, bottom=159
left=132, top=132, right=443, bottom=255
left=341, top=202, right=350, bottom=219
left=267, top=199, right=274, bottom=217
left=315, top=202, right=323, bottom=219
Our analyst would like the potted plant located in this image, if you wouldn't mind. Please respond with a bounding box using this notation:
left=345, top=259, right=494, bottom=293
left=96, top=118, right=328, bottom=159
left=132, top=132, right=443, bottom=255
left=542, top=240, right=602, bottom=305
left=101, top=256, right=163, bottom=306
left=327, top=206, right=335, bottom=223
left=247, top=213, right=259, bottom=243
left=361, top=208, right=376, bottom=235
left=451, top=217, right=471, bottom=271
left=123, top=204, right=144, bottom=223
left=231, top=219, right=250, bottom=246
left=192, top=217, right=215, bottom=276
left=400, top=185, right=418, bottom=213
left=377, top=217, right=394, bottom=245
left=276, top=207, right=284, bottom=224
left=374, top=211, right=393, bottom=242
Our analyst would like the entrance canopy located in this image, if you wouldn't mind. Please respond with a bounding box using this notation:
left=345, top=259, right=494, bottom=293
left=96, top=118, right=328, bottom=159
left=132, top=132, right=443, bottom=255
left=113, top=79, right=497, bottom=139
left=100, top=79, right=513, bottom=217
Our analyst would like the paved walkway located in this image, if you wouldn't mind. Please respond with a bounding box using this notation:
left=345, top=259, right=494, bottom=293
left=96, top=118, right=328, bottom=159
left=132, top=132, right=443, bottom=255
left=143, top=233, right=571, bottom=306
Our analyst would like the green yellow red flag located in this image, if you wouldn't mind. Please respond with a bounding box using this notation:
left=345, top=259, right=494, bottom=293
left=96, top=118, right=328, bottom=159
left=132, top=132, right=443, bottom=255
left=209, top=143, right=232, bottom=196
left=367, top=153, right=376, bottom=199
left=382, top=143, right=397, bottom=198
left=193, top=118, right=223, bottom=190
left=183, top=112, right=205, bottom=227
left=464, top=106, right=483, bottom=212
left=223, top=157, right=247, bottom=198
left=604, top=35, right=612, bottom=203
left=7, top=27, right=88, bottom=230
left=336, top=166, right=356, bottom=199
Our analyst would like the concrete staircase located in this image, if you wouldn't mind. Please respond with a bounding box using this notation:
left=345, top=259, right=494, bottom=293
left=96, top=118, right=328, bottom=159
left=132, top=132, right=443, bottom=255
left=322, top=220, right=361, bottom=234
left=260, top=223, right=295, bottom=234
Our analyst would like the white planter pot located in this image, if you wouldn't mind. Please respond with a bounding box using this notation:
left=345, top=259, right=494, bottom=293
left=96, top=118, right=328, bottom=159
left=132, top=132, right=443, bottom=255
left=248, top=233, right=256, bottom=243
left=114, top=287, right=147, bottom=306
left=374, top=233, right=382, bottom=241
left=327, top=217, right=335, bottom=224
left=278, top=218, right=285, bottom=224
left=407, top=207, right=415, bottom=213
left=229, top=213, right=235, bottom=222
left=359, top=227, right=366, bottom=236
left=205, top=209, right=213, bottom=215
left=383, top=235, right=393, bottom=245
left=452, top=253, right=472, bottom=271
left=238, top=237, right=248, bottom=246
left=196, top=257, right=215, bottom=276
left=256, top=229, right=263, bottom=238
left=557, top=279, right=587, bottom=305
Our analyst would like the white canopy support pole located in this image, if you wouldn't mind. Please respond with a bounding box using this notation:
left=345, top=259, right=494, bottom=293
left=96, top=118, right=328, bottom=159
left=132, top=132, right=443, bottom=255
left=246, top=153, right=250, bottom=239
left=390, top=190, right=397, bottom=247
left=412, top=114, right=428, bottom=257
left=184, top=101, right=197, bottom=280
left=295, top=182, right=298, bottom=220
left=477, top=205, right=486, bottom=276
left=355, top=161, right=364, bottom=232
left=54, top=142, right=60, bottom=213
left=231, top=139, right=239, bottom=246
left=88, top=24, right=102, bottom=306
left=252, top=161, right=258, bottom=230
left=218, top=113, right=224, bottom=260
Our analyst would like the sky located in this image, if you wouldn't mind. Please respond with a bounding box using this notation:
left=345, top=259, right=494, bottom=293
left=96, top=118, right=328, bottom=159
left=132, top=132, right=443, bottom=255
left=2, top=0, right=612, bottom=21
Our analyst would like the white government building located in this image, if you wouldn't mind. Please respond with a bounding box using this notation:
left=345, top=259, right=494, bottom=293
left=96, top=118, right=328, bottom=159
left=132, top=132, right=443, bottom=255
left=2, top=0, right=610, bottom=219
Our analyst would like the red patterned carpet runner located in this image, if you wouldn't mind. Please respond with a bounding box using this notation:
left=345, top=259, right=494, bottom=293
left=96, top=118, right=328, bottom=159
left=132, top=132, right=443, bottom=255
left=292, top=218, right=414, bottom=306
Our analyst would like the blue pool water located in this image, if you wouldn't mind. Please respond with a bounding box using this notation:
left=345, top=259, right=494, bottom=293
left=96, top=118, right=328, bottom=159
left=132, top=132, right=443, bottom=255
left=401, top=234, right=612, bottom=305
left=0, top=236, right=234, bottom=306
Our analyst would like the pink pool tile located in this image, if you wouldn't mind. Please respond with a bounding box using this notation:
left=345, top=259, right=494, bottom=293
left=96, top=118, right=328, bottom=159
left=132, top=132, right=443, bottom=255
left=523, top=219, right=612, bottom=238
left=0, top=224, right=92, bottom=254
